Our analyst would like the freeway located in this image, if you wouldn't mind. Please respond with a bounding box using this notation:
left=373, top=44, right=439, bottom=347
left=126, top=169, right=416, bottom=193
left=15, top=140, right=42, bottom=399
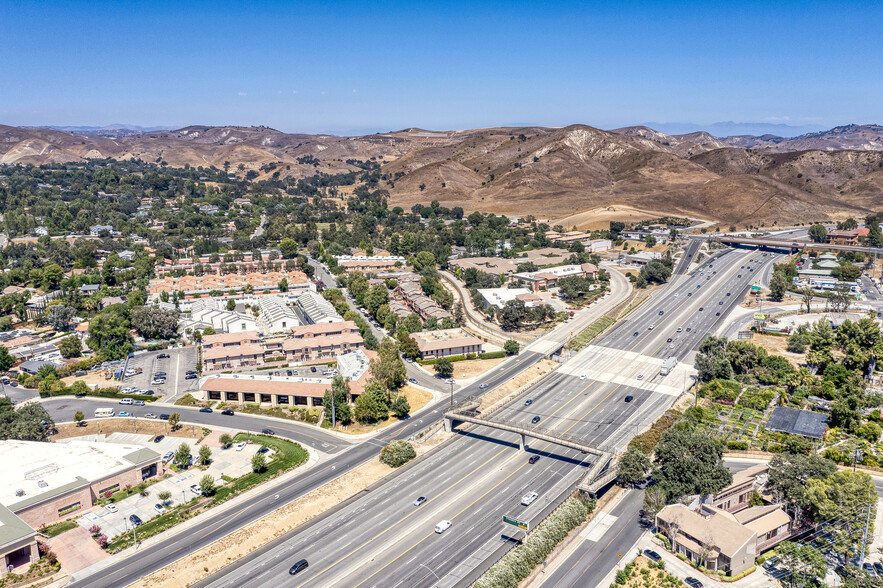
left=199, top=249, right=779, bottom=588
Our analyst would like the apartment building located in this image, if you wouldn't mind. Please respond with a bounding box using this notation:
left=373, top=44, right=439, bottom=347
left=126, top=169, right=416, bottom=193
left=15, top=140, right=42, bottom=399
left=411, top=328, right=484, bottom=360
left=394, top=282, right=451, bottom=321
left=294, top=290, right=343, bottom=324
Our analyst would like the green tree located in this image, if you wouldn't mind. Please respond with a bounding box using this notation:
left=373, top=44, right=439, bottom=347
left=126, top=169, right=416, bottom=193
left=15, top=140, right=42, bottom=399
left=322, top=375, right=352, bottom=425
left=58, top=335, right=82, bottom=358
left=768, top=453, right=837, bottom=510
left=174, top=443, right=191, bottom=468
left=158, top=490, right=172, bottom=504
left=219, top=433, right=233, bottom=448
left=402, top=313, right=422, bottom=333
left=504, top=339, right=520, bottom=355
left=776, top=541, right=828, bottom=587
left=0, top=347, right=14, bottom=372
left=198, top=444, right=212, bottom=465
left=808, top=224, right=828, bottom=243
left=168, top=412, right=181, bottom=431
left=251, top=452, right=267, bottom=473
left=46, top=304, right=76, bottom=330
left=617, top=446, right=651, bottom=487
left=87, top=305, right=133, bottom=359
left=279, top=237, right=299, bottom=259
left=390, top=395, right=411, bottom=418
left=365, top=284, right=389, bottom=315
left=226, top=299, right=236, bottom=311
left=652, top=427, right=732, bottom=499
left=199, top=474, right=215, bottom=495
left=347, top=272, right=370, bottom=306
left=398, top=331, right=421, bottom=359
left=434, top=357, right=454, bottom=378
left=0, top=399, right=54, bottom=441
left=642, top=485, right=667, bottom=521
left=278, top=278, right=288, bottom=292
left=41, top=263, right=65, bottom=291
left=74, top=410, right=85, bottom=426
left=800, top=286, right=815, bottom=314
left=369, top=338, right=406, bottom=391
left=806, top=470, right=877, bottom=563
left=131, top=306, right=179, bottom=340
left=769, top=270, right=789, bottom=300
left=353, top=380, right=390, bottom=424
left=379, top=440, right=416, bottom=467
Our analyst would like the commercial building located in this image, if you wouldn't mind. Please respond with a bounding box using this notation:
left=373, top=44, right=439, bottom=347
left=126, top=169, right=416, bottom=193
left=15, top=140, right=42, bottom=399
left=511, top=263, right=599, bottom=292
left=476, top=287, right=533, bottom=310
left=826, top=227, right=870, bottom=245
left=411, top=328, right=484, bottom=360
left=335, top=255, right=406, bottom=273
left=0, top=503, right=40, bottom=578
left=624, top=251, right=662, bottom=265
left=654, top=464, right=796, bottom=576
left=0, top=440, right=163, bottom=531
left=450, top=257, right=518, bottom=278
left=200, top=349, right=373, bottom=407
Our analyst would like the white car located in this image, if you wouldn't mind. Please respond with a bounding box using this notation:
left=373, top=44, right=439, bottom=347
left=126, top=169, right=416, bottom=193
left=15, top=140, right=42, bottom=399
left=104, top=504, right=119, bottom=513
left=154, top=504, right=167, bottom=514
left=579, top=375, right=586, bottom=380
left=190, top=485, right=203, bottom=496
left=235, top=442, right=247, bottom=452
left=637, top=374, right=644, bottom=380
left=521, top=491, right=538, bottom=506
left=434, top=520, right=452, bottom=534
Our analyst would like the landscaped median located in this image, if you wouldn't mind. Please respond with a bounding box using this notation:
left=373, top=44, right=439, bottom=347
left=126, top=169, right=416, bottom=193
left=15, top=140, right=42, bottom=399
left=473, top=496, right=595, bottom=588
left=566, top=315, right=615, bottom=351
left=102, top=432, right=308, bottom=553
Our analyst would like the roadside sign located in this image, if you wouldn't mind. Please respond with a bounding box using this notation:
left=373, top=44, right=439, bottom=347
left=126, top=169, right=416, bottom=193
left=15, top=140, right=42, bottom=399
left=503, top=515, right=529, bottom=531
left=753, top=313, right=769, bottom=320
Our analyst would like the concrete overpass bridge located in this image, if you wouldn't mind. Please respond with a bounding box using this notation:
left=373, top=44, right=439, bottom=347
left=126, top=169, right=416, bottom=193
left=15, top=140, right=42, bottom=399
left=713, top=235, right=883, bottom=256
left=443, top=399, right=618, bottom=495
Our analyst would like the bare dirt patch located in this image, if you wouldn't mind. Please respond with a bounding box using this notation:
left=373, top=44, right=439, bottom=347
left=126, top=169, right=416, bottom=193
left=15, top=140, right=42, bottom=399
left=751, top=333, right=804, bottom=367
left=60, top=371, right=112, bottom=389
left=449, top=357, right=508, bottom=379
left=478, top=359, right=557, bottom=411
left=52, top=419, right=208, bottom=441
left=130, top=431, right=453, bottom=588
left=553, top=205, right=701, bottom=232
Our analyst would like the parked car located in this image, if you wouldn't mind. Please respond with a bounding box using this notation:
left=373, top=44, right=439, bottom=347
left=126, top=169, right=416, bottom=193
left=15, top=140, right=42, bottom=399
left=185, top=374, right=198, bottom=380
left=159, top=414, right=170, bottom=420
left=128, top=514, right=143, bottom=527
left=644, top=549, right=662, bottom=562
left=154, top=504, right=167, bottom=514
left=153, top=434, right=165, bottom=443
left=199, top=407, right=213, bottom=413
left=190, top=485, right=203, bottom=496
left=235, top=442, right=247, bottom=451
left=104, top=504, right=118, bottom=513
left=158, top=353, right=170, bottom=359
left=133, top=400, right=145, bottom=406
left=684, top=577, right=703, bottom=587
left=145, top=413, right=158, bottom=419
left=162, top=452, right=173, bottom=462
left=119, top=411, right=131, bottom=417
left=413, top=496, right=427, bottom=507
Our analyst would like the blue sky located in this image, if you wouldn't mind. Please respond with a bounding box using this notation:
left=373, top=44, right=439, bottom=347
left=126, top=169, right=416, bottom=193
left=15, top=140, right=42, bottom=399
left=1, top=0, right=880, bottom=135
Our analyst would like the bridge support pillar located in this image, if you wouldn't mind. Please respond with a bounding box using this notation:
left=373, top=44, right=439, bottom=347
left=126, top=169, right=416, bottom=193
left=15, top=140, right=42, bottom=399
left=444, top=417, right=452, bottom=433
left=519, top=434, right=527, bottom=452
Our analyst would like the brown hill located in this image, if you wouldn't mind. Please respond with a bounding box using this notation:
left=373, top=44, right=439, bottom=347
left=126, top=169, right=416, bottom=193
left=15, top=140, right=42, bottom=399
left=719, top=124, right=883, bottom=152
left=0, top=122, right=880, bottom=225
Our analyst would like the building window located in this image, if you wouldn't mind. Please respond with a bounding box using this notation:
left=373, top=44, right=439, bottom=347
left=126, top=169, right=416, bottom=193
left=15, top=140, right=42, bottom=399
left=208, top=391, right=221, bottom=400
left=243, top=393, right=256, bottom=402
left=260, top=394, right=271, bottom=403
left=277, top=395, right=289, bottom=404
left=98, top=483, right=120, bottom=496
left=58, top=502, right=82, bottom=517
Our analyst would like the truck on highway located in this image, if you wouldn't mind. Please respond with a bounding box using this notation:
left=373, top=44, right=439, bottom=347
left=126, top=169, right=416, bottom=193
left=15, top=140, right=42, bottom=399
left=660, top=356, right=677, bottom=376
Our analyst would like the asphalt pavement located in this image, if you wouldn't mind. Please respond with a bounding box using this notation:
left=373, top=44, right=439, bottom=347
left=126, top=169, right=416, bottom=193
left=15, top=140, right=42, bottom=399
left=193, top=249, right=780, bottom=588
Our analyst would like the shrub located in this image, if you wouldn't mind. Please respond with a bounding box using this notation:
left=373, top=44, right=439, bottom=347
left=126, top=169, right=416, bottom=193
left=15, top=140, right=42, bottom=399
left=88, top=524, right=102, bottom=537
left=654, top=532, right=671, bottom=550
left=727, top=440, right=749, bottom=450
left=96, top=534, right=108, bottom=548
left=379, top=440, right=416, bottom=468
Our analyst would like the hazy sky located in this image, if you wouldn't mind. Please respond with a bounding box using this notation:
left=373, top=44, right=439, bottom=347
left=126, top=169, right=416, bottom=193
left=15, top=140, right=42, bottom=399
left=1, top=0, right=880, bottom=134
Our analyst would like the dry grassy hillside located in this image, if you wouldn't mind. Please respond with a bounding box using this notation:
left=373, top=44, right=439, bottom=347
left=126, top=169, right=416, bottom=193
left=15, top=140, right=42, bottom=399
left=1, top=122, right=880, bottom=226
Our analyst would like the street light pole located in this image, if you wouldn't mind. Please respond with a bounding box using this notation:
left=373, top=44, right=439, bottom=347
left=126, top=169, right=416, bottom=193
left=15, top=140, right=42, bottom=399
left=450, top=379, right=454, bottom=409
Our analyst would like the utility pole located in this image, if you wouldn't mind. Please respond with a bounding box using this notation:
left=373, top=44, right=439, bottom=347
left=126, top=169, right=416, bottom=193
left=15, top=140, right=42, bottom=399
left=331, top=389, right=336, bottom=429
left=450, top=379, right=454, bottom=409
left=860, top=502, right=873, bottom=565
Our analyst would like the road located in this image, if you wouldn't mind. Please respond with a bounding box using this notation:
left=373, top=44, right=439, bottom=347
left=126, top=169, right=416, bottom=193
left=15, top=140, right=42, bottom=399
left=198, top=249, right=778, bottom=588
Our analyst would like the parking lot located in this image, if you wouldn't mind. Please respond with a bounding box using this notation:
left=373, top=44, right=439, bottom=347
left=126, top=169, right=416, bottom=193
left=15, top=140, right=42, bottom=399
left=72, top=431, right=264, bottom=539
left=119, top=347, right=199, bottom=401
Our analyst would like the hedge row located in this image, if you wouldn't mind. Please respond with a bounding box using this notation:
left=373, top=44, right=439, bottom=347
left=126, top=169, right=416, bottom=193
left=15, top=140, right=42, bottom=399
left=418, top=351, right=504, bottom=365
left=474, top=497, right=592, bottom=588
left=39, top=387, right=157, bottom=402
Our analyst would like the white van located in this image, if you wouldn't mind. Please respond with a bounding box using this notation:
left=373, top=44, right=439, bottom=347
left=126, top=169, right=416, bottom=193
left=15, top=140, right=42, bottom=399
left=119, top=398, right=134, bottom=405
left=94, top=408, right=115, bottom=418
left=434, top=520, right=452, bottom=534
left=521, top=491, right=538, bottom=506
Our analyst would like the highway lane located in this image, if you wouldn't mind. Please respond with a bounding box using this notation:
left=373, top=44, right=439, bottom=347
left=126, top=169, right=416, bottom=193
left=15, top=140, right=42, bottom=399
left=199, top=250, right=781, bottom=587
left=69, top=346, right=549, bottom=588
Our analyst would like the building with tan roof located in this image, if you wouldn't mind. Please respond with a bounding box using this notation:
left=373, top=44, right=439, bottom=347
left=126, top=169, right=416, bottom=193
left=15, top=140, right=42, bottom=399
left=411, top=328, right=484, bottom=360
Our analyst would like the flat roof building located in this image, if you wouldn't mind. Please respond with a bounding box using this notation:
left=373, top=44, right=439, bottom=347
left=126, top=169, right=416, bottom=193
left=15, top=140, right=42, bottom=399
left=411, top=328, right=484, bottom=360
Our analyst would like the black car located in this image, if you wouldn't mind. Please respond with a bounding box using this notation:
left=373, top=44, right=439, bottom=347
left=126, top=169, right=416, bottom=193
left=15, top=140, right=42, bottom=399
left=666, top=337, right=672, bottom=342
left=875, top=562, right=883, bottom=576
left=261, top=428, right=275, bottom=435
left=686, top=292, right=692, bottom=297
left=698, top=307, right=704, bottom=311
left=199, top=407, right=213, bottom=413
left=129, top=514, right=143, bottom=527
left=159, top=414, right=170, bottom=420
left=684, top=578, right=703, bottom=588
left=524, top=399, right=533, bottom=406
left=154, top=371, right=167, bottom=377
left=310, top=366, right=317, bottom=372
left=286, top=370, right=293, bottom=376
left=221, top=409, right=235, bottom=416
left=528, top=455, right=540, bottom=464
left=531, top=416, right=541, bottom=424
left=643, top=549, right=662, bottom=562
left=185, top=374, right=198, bottom=380
left=716, top=312, right=720, bottom=316
left=158, top=353, right=170, bottom=359
left=289, top=559, right=309, bottom=575
left=633, top=331, right=639, bottom=336
left=624, top=395, right=633, bottom=402
left=719, top=301, right=723, bottom=305
left=153, top=435, right=164, bottom=443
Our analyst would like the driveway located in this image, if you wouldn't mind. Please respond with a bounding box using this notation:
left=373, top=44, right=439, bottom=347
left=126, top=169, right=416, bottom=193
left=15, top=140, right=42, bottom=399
left=47, top=525, right=109, bottom=574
